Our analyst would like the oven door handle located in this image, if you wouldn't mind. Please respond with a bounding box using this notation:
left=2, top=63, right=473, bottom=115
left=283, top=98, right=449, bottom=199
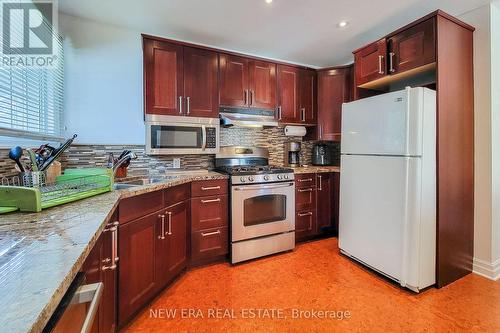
left=234, top=183, right=294, bottom=191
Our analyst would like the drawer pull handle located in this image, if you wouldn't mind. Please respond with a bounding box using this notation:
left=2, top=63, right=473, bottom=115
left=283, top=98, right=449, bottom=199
left=201, top=230, right=221, bottom=237
left=158, top=214, right=165, bottom=240
left=298, top=188, right=313, bottom=192
left=298, top=212, right=313, bottom=217
left=201, top=186, right=221, bottom=191
left=201, top=198, right=221, bottom=204
left=298, top=178, right=312, bottom=182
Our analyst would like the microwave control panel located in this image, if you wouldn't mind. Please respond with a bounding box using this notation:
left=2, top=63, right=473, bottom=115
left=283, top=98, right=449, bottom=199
left=206, top=127, right=217, bottom=148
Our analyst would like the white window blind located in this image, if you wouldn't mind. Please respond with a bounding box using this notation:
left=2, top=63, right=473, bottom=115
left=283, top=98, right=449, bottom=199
left=0, top=11, right=64, bottom=141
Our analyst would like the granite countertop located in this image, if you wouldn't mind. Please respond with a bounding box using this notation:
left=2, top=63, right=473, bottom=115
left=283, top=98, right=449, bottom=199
left=0, top=171, right=227, bottom=333
left=292, top=165, right=340, bottom=174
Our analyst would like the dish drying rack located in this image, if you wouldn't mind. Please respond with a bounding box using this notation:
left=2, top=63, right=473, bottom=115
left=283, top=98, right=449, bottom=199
left=0, top=168, right=113, bottom=214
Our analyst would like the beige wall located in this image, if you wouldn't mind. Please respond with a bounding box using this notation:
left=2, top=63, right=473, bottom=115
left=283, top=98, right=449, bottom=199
left=459, top=3, right=500, bottom=280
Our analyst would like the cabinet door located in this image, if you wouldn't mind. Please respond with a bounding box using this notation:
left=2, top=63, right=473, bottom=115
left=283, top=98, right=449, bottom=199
left=295, top=210, right=316, bottom=241
left=354, top=38, right=386, bottom=86
left=299, top=69, right=316, bottom=124
left=165, top=200, right=189, bottom=282
left=331, top=172, right=340, bottom=235
left=387, top=18, right=435, bottom=75
left=316, top=173, right=332, bottom=233
left=191, top=195, right=228, bottom=232
left=183, top=47, right=219, bottom=118
left=248, top=60, right=276, bottom=110
left=144, top=39, right=183, bottom=116
left=317, top=67, right=352, bottom=141
left=118, top=213, right=161, bottom=325
left=219, top=54, right=249, bottom=107
left=277, top=65, right=299, bottom=123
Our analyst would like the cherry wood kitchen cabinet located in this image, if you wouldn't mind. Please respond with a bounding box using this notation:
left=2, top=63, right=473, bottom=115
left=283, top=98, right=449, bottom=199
left=353, top=38, right=387, bottom=87
left=82, top=211, right=118, bottom=333
left=295, top=210, right=317, bottom=240
left=277, top=65, right=299, bottom=123
left=386, top=18, right=435, bottom=76
left=307, top=66, right=352, bottom=141
left=118, top=185, right=190, bottom=326
left=143, top=36, right=218, bottom=118
left=316, top=173, right=332, bottom=233
left=295, top=173, right=317, bottom=241
left=220, top=54, right=276, bottom=110
left=190, top=179, right=229, bottom=266
left=299, top=69, right=316, bottom=124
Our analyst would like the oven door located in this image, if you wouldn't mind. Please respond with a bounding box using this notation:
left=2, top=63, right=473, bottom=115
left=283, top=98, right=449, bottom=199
left=231, top=181, right=295, bottom=242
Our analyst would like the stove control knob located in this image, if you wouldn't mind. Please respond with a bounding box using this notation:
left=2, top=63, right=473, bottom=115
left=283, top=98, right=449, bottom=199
left=277, top=174, right=283, bottom=180
left=284, top=174, right=289, bottom=179
left=264, top=175, right=270, bottom=181
left=240, top=177, right=246, bottom=183
left=248, top=176, right=255, bottom=182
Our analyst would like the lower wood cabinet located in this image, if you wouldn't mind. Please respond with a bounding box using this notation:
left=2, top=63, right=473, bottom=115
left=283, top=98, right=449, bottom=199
left=191, top=226, right=229, bottom=262
left=295, top=172, right=340, bottom=242
left=118, top=185, right=190, bottom=326
left=82, top=211, right=118, bottom=333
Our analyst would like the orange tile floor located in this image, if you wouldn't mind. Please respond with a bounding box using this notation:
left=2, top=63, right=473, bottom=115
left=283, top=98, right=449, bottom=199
left=122, top=238, right=500, bottom=333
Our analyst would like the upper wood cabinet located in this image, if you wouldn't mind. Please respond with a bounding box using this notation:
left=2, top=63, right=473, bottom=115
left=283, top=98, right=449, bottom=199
left=387, top=18, right=435, bottom=75
left=277, top=65, right=299, bottom=123
left=219, top=53, right=276, bottom=110
left=354, top=38, right=387, bottom=86
left=143, top=37, right=218, bottom=118
left=315, top=67, right=352, bottom=141
left=277, top=65, right=316, bottom=125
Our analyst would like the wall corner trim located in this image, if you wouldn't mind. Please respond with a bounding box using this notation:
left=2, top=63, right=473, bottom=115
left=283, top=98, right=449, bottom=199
left=472, top=257, right=500, bottom=280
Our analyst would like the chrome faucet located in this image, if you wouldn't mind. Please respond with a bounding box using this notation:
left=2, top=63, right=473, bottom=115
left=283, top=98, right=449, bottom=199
left=112, top=151, right=137, bottom=175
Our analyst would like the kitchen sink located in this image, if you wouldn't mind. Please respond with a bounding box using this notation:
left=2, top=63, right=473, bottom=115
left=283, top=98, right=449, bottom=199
left=113, top=176, right=181, bottom=190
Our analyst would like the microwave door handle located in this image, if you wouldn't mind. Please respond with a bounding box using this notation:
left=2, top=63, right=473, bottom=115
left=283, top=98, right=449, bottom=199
left=201, top=125, right=207, bottom=151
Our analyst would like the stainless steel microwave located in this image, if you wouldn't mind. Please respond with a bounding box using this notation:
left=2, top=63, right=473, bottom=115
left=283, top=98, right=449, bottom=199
left=145, top=115, right=220, bottom=155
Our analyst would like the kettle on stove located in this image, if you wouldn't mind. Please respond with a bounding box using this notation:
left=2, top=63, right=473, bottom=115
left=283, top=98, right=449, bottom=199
left=312, top=143, right=333, bottom=166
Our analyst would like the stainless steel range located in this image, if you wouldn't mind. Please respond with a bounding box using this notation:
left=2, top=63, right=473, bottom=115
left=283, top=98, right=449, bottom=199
left=216, top=146, right=295, bottom=264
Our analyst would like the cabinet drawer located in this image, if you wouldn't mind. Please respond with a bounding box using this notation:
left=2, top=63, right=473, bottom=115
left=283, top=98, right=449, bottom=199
left=164, top=183, right=191, bottom=208
left=191, top=227, right=229, bottom=261
left=191, top=195, right=228, bottom=232
left=119, top=190, right=163, bottom=224
left=295, top=173, right=317, bottom=188
left=191, top=179, right=228, bottom=197
left=295, top=210, right=316, bottom=241
left=295, top=186, right=317, bottom=211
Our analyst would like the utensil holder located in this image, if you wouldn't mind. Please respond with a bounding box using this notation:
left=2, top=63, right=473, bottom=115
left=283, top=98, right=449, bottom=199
left=21, top=171, right=46, bottom=187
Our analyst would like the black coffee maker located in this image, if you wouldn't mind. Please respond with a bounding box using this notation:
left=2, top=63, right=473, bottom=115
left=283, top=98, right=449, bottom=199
left=312, top=143, right=333, bottom=166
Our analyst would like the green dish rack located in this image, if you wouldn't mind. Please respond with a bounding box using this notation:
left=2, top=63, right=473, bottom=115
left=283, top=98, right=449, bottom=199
left=0, top=168, right=114, bottom=214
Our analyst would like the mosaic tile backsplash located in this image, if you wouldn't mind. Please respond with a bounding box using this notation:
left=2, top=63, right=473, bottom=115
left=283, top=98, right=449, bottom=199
left=0, top=126, right=340, bottom=178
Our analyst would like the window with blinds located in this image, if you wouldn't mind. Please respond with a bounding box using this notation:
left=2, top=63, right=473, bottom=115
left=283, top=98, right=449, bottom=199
left=0, top=9, right=64, bottom=141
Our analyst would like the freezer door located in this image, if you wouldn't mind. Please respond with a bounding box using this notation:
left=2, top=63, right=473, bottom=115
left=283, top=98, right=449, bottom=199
left=339, top=154, right=421, bottom=281
left=341, top=88, right=426, bottom=156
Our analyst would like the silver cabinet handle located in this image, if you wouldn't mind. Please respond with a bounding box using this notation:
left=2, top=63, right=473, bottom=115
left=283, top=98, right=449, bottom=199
left=167, top=212, right=172, bottom=235
left=301, top=108, right=306, bottom=122
left=201, top=230, right=221, bottom=237
left=378, top=55, right=384, bottom=74
left=298, top=178, right=313, bottom=182
left=318, top=174, right=322, bottom=191
left=178, top=96, right=183, bottom=114
left=186, top=96, right=190, bottom=115
left=298, top=212, right=313, bottom=217
left=250, top=90, right=254, bottom=106
left=277, top=106, right=282, bottom=120
left=319, top=124, right=323, bottom=139
left=201, top=198, right=221, bottom=204
left=73, top=282, right=103, bottom=333
left=158, top=214, right=165, bottom=240
left=102, top=221, right=119, bottom=270
left=201, top=186, right=221, bottom=191
left=298, top=188, right=313, bottom=192
left=244, top=89, right=248, bottom=106
left=389, top=52, right=395, bottom=73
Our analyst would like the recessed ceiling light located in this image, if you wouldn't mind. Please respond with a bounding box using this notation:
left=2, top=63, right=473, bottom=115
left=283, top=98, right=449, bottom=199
left=338, top=20, right=349, bottom=28
left=265, top=0, right=273, bottom=4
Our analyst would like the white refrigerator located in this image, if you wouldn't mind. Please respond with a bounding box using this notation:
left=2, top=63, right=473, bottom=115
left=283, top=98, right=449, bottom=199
left=339, top=87, right=436, bottom=292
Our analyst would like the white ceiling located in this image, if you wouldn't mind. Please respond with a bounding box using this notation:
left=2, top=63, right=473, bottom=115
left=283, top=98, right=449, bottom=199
left=58, top=0, right=489, bottom=68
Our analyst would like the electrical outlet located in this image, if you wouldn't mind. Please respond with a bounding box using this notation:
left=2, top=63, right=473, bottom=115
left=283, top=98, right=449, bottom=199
left=173, top=158, right=181, bottom=169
